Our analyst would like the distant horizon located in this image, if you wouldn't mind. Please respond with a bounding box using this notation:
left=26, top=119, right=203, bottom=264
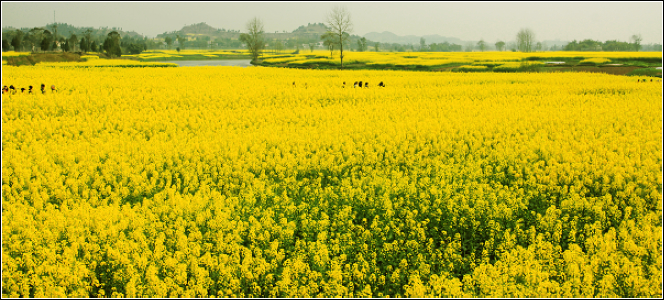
left=2, top=2, right=662, bottom=44
left=2, top=21, right=660, bottom=48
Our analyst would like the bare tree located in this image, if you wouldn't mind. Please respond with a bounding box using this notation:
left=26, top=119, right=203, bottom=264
left=239, top=17, right=265, bottom=62
left=325, top=6, right=353, bottom=68
left=516, top=28, right=535, bottom=52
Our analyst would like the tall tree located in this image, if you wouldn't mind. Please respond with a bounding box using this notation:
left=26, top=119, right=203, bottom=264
left=27, top=27, right=46, bottom=53
left=11, top=30, right=23, bottom=52
left=495, top=40, right=505, bottom=51
left=40, top=30, right=53, bottom=52
left=420, top=37, right=426, bottom=51
left=83, top=29, right=93, bottom=53
left=516, top=28, right=535, bottom=52
left=164, top=36, right=173, bottom=49
left=325, top=6, right=353, bottom=68
left=103, top=31, right=122, bottom=58
left=69, top=33, right=78, bottom=52
left=357, top=37, right=367, bottom=52
left=239, top=17, right=265, bottom=62
left=177, top=34, right=186, bottom=50
left=80, top=37, right=90, bottom=53
left=477, top=39, right=486, bottom=52
left=62, top=39, right=70, bottom=52
left=374, top=42, right=380, bottom=52
left=631, top=34, right=642, bottom=51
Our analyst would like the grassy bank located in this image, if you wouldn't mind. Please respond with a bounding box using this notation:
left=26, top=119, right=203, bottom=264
left=257, top=51, right=663, bottom=76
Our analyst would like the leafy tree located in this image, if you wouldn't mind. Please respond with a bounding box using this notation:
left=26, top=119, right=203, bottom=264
left=80, top=37, right=90, bottom=53
left=631, top=34, right=642, bottom=51
left=103, top=31, right=122, bottom=58
left=420, top=37, right=426, bottom=51
left=91, top=41, right=98, bottom=53
left=40, top=30, right=53, bottom=52
left=516, top=28, right=535, bottom=52
left=69, top=33, right=78, bottom=52
left=165, top=36, right=173, bottom=49
left=308, top=43, right=315, bottom=52
left=477, top=39, right=486, bottom=52
left=11, top=30, right=23, bottom=52
left=602, top=40, right=631, bottom=51
left=3, top=39, right=11, bottom=51
left=127, top=43, right=144, bottom=55
left=325, top=6, right=353, bottom=68
left=177, top=34, right=186, bottom=50
left=356, top=37, right=367, bottom=52
left=321, top=32, right=337, bottom=57
left=82, top=29, right=93, bottom=53
left=62, top=39, right=70, bottom=52
left=27, top=27, right=46, bottom=53
left=374, top=41, right=380, bottom=52
left=239, top=17, right=265, bottom=62
left=495, top=41, right=505, bottom=52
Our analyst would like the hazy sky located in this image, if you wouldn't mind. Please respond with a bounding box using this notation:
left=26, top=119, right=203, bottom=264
left=2, top=2, right=662, bottom=44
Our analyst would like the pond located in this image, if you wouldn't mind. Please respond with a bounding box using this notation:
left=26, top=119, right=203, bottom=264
left=155, top=60, right=254, bottom=67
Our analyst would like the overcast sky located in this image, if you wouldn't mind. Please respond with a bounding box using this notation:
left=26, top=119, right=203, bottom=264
left=2, top=2, right=662, bottom=44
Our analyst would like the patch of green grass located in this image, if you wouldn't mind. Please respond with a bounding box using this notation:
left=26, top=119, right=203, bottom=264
left=626, top=68, right=662, bottom=77
left=611, top=60, right=661, bottom=67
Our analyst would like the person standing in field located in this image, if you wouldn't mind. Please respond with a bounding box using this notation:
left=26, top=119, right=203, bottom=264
left=41, top=84, right=46, bottom=94
left=51, top=85, right=56, bottom=92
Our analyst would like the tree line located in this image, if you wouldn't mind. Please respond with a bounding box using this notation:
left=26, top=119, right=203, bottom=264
left=2, top=19, right=659, bottom=59
left=1, top=27, right=153, bottom=57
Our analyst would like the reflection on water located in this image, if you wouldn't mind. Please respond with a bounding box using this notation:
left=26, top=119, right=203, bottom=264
left=156, top=60, right=254, bottom=67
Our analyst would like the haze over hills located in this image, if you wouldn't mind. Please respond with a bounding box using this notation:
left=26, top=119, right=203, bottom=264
left=5, top=22, right=660, bottom=52
left=363, top=31, right=464, bottom=45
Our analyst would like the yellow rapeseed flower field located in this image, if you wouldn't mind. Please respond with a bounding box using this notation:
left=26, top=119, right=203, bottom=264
left=1, top=64, right=662, bottom=298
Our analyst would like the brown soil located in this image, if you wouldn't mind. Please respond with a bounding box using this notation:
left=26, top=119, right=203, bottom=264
left=6, top=52, right=85, bottom=66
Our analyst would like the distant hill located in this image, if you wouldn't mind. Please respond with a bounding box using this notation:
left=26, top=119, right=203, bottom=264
left=292, top=23, right=330, bottom=34
left=180, top=22, right=218, bottom=35
left=364, top=31, right=464, bottom=45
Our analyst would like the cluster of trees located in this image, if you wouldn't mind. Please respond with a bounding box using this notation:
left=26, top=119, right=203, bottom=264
left=3, top=21, right=657, bottom=56
left=1, top=27, right=151, bottom=57
left=562, top=35, right=661, bottom=52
